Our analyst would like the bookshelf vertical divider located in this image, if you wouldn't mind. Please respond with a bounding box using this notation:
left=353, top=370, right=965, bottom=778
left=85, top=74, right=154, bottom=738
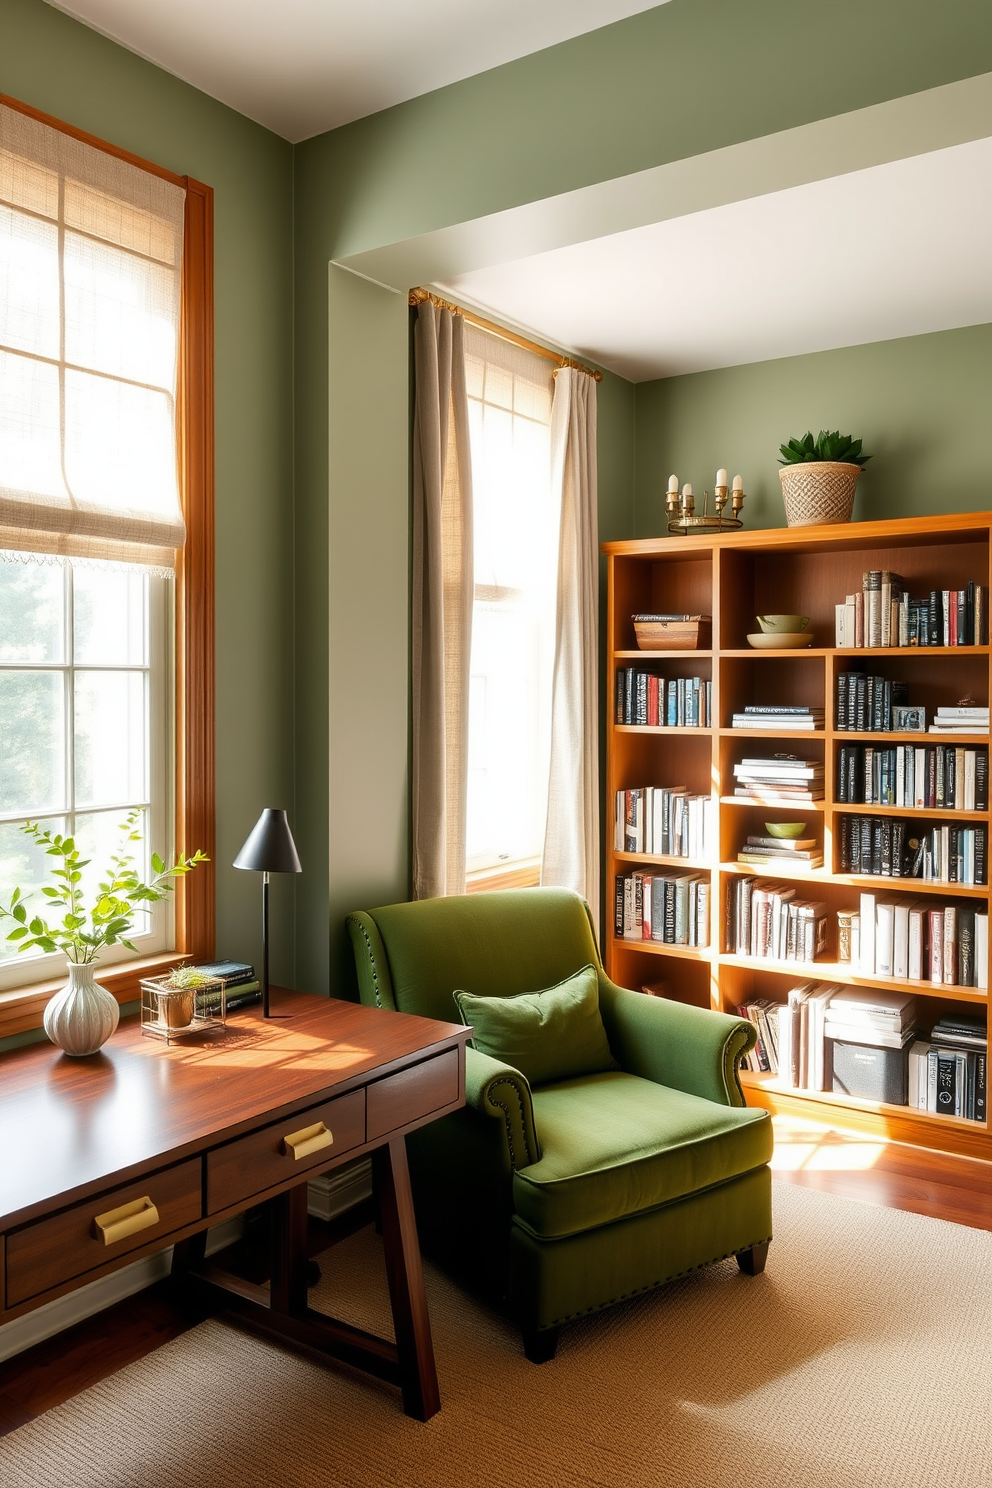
left=603, top=511, right=992, bottom=1163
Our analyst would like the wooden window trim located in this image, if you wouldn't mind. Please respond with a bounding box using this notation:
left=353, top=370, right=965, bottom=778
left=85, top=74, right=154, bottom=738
left=465, top=858, right=542, bottom=894
left=0, top=98, right=215, bottom=1040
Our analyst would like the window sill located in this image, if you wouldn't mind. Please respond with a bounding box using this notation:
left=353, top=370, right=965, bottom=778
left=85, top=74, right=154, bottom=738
left=465, top=858, right=542, bottom=894
left=0, top=952, right=187, bottom=1040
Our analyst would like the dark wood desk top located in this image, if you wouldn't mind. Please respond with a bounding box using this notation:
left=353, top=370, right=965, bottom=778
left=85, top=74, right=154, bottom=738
left=0, top=990, right=468, bottom=1229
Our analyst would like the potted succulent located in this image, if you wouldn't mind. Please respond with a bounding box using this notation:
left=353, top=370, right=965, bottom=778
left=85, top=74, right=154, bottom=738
left=778, top=430, right=871, bottom=527
left=0, top=812, right=207, bottom=1056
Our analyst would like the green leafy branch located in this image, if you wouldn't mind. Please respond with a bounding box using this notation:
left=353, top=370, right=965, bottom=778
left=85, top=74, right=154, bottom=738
left=0, top=811, right=208, bottom=965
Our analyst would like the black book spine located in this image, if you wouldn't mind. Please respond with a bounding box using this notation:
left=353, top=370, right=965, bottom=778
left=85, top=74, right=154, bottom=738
left=847, top=814, right=859, bottom=873
left=615, top=875, right=625, bottom=937
left=975, top=1052, right=987, bottom=1124
left=847, top=672, right=859, bottom=730
left=928, top=590, right=940, bottom=646
left=967, top=581, right=976, bottom=646
left=936, top=1052, right=957, bottom=1113
left=976, top=825, right=987, bottom=887
left=872, top=819, right=884, bottom=875
left=948, top=825, right=959, bottom=883
left=867, top=675, right=877, bottom=730
left=855, top=675, right=867, bottom=730
left=976, top=750, right=988, bottom=811
left=883, top=678, right=892, bottom=732
left=927, top=748, right=937, bottom=809
left=891, top=818, right=904, bottom=877
left=635, top=672, right=648, bottom=726
left=624, top=669, right=634, bottom=725
left=616, top=669, right=627, bottom=725
left=664, top=879, right=676, bottom=943
left=957, top=590, right=966, bottom=646
left=836, top=671, right=848, bottom=730
left=860, top=816, right=872, bottom=870
left=947, top=746, right=956, bottom=810
left=848, top=747, right=860, bottom=804
left=837, top=747, right=848, bottom=803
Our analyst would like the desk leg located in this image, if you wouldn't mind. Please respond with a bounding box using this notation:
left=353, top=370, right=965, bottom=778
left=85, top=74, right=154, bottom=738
left=171, top=1231, right=207, bottom=1274
left=270, top=1183, right=310, bottom=1316
left=372, top=1136, right=440, bottom=1422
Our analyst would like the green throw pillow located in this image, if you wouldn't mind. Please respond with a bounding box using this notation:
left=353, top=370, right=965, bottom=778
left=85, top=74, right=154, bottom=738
left=453, top=964, right=617, bottom=1087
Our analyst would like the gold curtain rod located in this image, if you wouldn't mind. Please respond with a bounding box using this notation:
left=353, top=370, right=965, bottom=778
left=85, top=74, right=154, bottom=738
left=409, top=288, right=602, bottom=381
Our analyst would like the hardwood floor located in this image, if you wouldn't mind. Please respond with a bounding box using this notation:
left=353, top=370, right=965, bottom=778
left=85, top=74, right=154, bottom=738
left=0, top=1129, right=988, bottom=1438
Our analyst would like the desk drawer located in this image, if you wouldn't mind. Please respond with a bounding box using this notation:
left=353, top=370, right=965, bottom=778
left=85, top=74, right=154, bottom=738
left=206, top=1088, right=365, bottom=1215
left=367, top=1048, right=460, bottom=1140
left=6, top=1158, right=202, bottom=1307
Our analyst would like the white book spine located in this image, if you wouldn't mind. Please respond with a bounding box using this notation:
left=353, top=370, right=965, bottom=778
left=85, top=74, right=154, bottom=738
left=875, top=901, right=895, bottom=978
left=908, top=907, right=924, bottom=982
left=859, top=891, right=876, bottom=975
left=893, top=903, right=910, bottom=980
left=976, top=912, right=988, bottom=990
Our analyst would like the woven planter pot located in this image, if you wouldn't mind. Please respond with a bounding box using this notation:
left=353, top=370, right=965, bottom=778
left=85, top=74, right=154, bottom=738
left=779, top=461, right=861, bottom=527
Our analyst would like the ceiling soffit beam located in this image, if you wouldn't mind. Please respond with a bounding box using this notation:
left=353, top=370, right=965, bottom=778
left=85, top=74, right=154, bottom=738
left=338, top=72, right=992, bottom=292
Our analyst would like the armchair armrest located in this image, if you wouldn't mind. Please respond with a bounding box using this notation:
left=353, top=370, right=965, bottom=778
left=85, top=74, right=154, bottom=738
left=598, top=978, right=756, bottom=1107
left=465, top=1046, right=541, bottom=1169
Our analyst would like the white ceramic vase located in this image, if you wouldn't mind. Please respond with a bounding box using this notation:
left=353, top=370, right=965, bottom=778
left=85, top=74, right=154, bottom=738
left=43, top=962, right=120, bottom=1056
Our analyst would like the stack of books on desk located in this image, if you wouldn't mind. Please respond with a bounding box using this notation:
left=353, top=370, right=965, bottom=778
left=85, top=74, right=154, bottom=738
left=909, top=1015, right=987, bottom=1121
left=730, top=705, right=824, bottom=730
left=193, top=960, right=260, bottom=1010
left=928, top=705, right=989, bottom=735
left=732, top=756, right=824, bottom=802
left=737, top=833, right=823, bottom=870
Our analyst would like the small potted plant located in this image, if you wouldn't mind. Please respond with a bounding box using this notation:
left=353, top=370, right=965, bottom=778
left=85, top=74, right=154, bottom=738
left=0, top=812, right=207, bottom=1057
left=778, top=429, right=871, bottom=527
left=145, top=963, right=219, bottom=1032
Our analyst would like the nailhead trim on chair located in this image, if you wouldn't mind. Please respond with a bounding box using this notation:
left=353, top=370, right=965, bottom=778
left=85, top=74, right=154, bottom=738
left=352, top=918, right=384, bottom=1009
left=486, top=1077, right=539, bottom=1169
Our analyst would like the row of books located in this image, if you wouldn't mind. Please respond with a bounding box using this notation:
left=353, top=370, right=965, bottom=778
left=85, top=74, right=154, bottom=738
left=615, top=670, right=712, bottom=728
left=737, top=832, right=823, bottom=870
left=614, top=788, right=714, bottom=859
left=836, top=744, right=988, bottom=809
left=909, top=1015, right=987, bottom=1121
left=834, top=672, right=908, bottom=731
left=730, top=705, right=824, bottom=731
left=858, top=890, right=989, bottom=988
left=837, top=815, right=987, bottom=885
left=614, top=871, right=710, bottom=946
left=727, top=878, right=828, bottom=962
left=732, top=755, right=824, bottom=803
left=833, top=574, right=986, bottom=648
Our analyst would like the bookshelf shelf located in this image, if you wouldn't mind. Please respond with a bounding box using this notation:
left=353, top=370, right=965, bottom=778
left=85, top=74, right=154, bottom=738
left=616, top=725, right=711, bottom=736
left=604, top=511, right=992, bottom=1158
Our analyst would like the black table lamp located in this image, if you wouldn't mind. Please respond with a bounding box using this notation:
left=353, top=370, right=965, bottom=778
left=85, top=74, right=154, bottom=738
left=234, top=809, right=302, bottom=1018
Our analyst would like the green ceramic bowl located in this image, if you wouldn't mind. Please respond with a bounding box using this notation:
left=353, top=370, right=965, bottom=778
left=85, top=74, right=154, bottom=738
left=756, top=614, right=810, bottom=634
left=764, top=821, right=807, bottom=839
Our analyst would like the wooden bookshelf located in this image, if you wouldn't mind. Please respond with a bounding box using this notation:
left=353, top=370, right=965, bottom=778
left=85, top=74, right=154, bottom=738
left=603, top=511, right=992, bottom=1161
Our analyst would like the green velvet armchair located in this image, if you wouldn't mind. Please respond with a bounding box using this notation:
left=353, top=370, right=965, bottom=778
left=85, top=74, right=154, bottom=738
left=347, top=887, right=773, bottom=1361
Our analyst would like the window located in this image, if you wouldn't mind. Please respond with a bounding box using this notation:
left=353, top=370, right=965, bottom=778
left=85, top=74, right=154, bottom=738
left=0, top=96, right=214, bottom=1031
left=463, top=326, right=559, bottom=887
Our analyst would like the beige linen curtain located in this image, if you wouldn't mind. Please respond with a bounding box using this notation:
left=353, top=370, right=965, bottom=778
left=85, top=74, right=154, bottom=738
left=541, top=368, right=600, bottom=918
left=411, top=302, right=474, bottom=899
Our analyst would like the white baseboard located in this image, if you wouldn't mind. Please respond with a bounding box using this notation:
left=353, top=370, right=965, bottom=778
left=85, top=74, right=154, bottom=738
left=0, top=1216, right=244, bottom=1365
left=306, top=1157, right=373, bottom=1222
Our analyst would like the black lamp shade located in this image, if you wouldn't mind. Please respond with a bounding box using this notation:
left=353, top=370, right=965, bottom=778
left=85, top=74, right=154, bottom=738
left=234, top=809, right=302, bottom=874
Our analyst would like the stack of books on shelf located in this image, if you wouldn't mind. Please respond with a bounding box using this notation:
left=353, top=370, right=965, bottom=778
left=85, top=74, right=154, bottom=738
left=614, top=870, right=709, bottom=946
left=737, top=832, right=823, bottom=871
left=730, top=704, right=823, bottom=730
left=615, top=669, right=711, bottom=727
left=192, top=960, right=259, bottom=1010
left=834, top=673, right=909, bottom=731
left=838, top=815, right=987, bottom=885
left=928, top=703, right=990, bottom=735
left=776, top=982, right=841, bottom=1090
left=737, top=998, right=782, bottom=1075
left=858, top=891, right=989, bottom=988
left=836, top=743, right=988, bottom=808
left=834, top=574, right=986, bottom=647
left=727, top=878, right=827, bottom=962
left=614, top=787, right=713, bottom=859
left=909, top=1014, right=987, bottom=1122
left=732, top=755, right=824, bottom=803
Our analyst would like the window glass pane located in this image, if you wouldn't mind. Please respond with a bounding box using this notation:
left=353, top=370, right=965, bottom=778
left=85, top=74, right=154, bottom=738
left=74, top=807, right=151, bottom=938
left=0, top=818, right=65, bottom=963
left=0, top=350, right=71, bottom=502
left=64, top=233, right=178, bottom=389
left=64, top=370, right=178, bottom=519
left=73, top=567, right=147, bottom=665
left=74, top=670, right=146, bottom=807
left=0, top=205, right=59, bottom=359
left=0, top=670, right=65, bottom=812
left=0, top=561, right=64, bottom=662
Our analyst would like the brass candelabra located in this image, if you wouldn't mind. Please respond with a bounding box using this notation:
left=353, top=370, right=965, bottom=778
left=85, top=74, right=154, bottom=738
left=666, top=470, right=746, bottom=535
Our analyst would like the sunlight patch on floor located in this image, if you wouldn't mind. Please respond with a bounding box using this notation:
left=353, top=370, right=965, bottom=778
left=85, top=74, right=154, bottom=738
left=770, top=1113, right=887, bottom=1172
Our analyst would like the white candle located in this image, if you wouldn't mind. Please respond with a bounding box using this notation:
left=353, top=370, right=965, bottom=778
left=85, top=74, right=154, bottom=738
left=682, top=483, right=692, bottom=498
left=716, top=469, right=728, bottom=487
left=668, top=473, right=679, bottom=493
left=732, top=473, right=743, bottom=491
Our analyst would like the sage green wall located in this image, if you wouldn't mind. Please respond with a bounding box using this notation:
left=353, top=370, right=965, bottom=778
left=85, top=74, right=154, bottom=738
left=2, top=0, right=297, bottom=982
left=633, top=324, right=992, bottom=537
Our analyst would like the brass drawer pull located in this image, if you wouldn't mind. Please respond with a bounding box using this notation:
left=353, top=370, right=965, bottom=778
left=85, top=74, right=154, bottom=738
left=283, top=1121, right=334, bottom=1160
left=92, top=1196, right=160, bottom=1246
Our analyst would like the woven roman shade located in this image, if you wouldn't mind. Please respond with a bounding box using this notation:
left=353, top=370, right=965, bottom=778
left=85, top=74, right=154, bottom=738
left=0, top=103, right=186, bottom=569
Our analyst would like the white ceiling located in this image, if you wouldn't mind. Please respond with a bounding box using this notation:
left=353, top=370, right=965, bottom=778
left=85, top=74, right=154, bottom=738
left=47, top=0, right=666, bottom=142
left=436, top=137, right=992, bottom=381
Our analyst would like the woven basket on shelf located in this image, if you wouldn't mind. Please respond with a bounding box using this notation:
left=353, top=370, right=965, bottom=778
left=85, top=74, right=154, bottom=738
left=778, top=461, right=861, bottom=527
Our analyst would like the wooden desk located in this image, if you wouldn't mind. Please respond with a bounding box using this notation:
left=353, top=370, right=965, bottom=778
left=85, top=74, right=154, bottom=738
left=0, top=990, right=470, bottom=1420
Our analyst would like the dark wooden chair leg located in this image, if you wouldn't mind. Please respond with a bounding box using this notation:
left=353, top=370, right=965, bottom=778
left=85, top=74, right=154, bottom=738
left=523, top=1326, right=560, bottom=1364
left=736, top=1240, right=770, bottom=1276
left=270, top=1183, right=310, bottom=1316
left=372, top=1136, right=441, bottom=1422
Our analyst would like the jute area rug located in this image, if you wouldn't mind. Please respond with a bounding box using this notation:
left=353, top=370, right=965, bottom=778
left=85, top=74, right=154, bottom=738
left=1, top=1182, right=990, bottom=1488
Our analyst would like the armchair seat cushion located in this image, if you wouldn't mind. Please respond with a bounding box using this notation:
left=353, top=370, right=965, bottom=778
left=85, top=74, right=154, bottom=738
left=513, top=1071, right=773, bottom=1240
